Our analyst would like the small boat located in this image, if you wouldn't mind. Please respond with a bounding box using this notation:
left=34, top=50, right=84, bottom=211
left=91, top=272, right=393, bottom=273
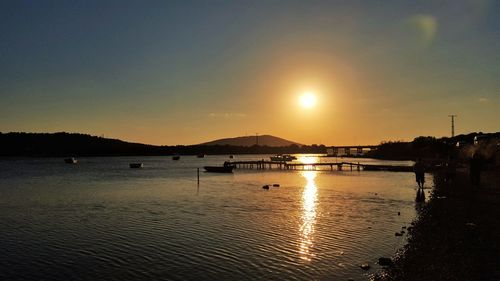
left=204, top=166, right=234, bottom=173
left=204, top=162, right=234, bottom=173
left=197, top=154, right=205, bottom=158
left=172, top=155, right=180, bottom=160
left=270, top=154, right=296, bottom=162
left=129, top=163, right=143, bottom=168
left=64, top=157, right=78, bottom=164
left=229, top=155, right=234, bottom=159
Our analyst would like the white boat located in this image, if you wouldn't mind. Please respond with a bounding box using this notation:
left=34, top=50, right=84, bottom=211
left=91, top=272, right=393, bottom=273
left=269, top=154, right=296, bottom=162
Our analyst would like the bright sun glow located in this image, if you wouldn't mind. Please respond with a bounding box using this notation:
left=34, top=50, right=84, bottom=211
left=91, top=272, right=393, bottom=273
left=299, top=92, right=317, bottom=109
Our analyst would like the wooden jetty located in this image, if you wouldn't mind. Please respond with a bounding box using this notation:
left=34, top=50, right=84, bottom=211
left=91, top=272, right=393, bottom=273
left=229, top=160, right=413, bottom=172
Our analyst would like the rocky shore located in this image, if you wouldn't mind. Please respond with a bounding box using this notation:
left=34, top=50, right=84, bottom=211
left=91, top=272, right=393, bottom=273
left=374, top=169, right=500, bottom=281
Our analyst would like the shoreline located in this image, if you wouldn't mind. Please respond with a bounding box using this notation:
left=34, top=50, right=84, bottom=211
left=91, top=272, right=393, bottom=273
left=374, top=169, right=500, bottom=281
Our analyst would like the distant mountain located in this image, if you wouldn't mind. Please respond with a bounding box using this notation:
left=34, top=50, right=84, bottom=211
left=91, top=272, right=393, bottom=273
left=200, top=135, right=302, bottom=147
left=0, top=132, right=321, bottom=156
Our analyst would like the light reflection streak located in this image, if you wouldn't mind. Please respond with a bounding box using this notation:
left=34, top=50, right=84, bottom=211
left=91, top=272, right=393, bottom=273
left=299, top=171, right=317, bottom=261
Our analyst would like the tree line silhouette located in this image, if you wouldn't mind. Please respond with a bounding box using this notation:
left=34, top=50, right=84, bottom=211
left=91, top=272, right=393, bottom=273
left=365, top=132, right=500, bottom=162
left=0, top=132, right=327, bottom=157
left=0, top=132, right=497, bottom=160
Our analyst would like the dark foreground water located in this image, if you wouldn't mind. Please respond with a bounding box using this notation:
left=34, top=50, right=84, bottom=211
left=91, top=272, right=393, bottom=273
left=0, top=155, right=424, bottom=280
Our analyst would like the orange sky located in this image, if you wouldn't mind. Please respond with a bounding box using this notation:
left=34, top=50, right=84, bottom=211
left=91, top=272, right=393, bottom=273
left=1, top=1, right=499, bottom=145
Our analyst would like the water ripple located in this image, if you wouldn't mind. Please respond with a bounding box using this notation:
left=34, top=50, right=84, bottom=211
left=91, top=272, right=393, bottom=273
left=0, top=156, right=421, bottom=280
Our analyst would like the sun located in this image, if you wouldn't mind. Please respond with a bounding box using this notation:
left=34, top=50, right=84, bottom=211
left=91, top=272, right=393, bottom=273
left=299, top=92, right=317, bottom=109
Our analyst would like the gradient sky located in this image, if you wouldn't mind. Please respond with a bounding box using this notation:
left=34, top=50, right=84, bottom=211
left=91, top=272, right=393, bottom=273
left=1, top=0, right=499, bottom=145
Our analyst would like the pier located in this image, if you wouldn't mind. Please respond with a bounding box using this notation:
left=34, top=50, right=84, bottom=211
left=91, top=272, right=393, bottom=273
left=229, top=160, right=413, bottom=172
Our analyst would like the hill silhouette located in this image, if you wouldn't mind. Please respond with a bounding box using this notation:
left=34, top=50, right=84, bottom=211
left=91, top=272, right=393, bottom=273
left=0, top=132, right=322, bottom=156
left=201, top=135, right=301, bottom=147
left=0, top=132, right=157, bottom=157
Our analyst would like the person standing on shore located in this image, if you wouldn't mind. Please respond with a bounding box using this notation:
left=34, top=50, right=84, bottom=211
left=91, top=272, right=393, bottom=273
left=445, top=156, right=457, bottom=184
left=469, top=153, right=482, bottom=187
left=414, top=158, right=425, bottom=188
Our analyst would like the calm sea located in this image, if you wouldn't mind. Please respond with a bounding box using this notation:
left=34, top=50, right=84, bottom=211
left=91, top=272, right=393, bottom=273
left=0, top=155, right=426, bottom=280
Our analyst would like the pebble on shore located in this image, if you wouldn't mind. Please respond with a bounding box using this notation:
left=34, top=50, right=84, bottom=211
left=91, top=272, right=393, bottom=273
left=360, top=263, right=370, bottom=270
left=378, top=257, right=393, bottom=266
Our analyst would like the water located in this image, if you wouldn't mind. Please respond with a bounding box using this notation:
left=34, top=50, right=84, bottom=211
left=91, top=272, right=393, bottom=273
left=0, top=155, right=425, bottom=280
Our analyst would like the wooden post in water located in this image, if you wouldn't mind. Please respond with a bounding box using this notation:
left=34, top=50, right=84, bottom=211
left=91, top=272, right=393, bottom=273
left=197, top=168, right=200, bottom=185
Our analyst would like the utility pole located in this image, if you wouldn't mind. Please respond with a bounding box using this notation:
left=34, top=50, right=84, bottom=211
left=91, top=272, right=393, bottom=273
left=448, top=115, right=457, bottom=137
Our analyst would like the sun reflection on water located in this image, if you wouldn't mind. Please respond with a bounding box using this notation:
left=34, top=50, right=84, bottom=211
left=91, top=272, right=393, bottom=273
left=297, top=155, right=321, bottom=171
left=299, top=171, right=318, bottom=261
left=298, top=155, right=319, bottom=165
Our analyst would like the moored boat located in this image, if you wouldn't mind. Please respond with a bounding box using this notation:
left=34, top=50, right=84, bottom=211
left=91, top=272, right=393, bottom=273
left=203, top=166, right=234, bottom=173
left=129, top=163, right=143, bottom=168
left=173, top=155, right=180, bottom=160
left=64, top=157, right=78, bottom=164
left=197, top=154, right=205, bottom=158
left=270, top=154, right=296, bottom=162
left=204, top=161, right=234, bottom=173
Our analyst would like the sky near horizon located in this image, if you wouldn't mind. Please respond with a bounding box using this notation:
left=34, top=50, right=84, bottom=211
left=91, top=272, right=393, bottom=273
left=1, top=0, right=499, bottom=145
